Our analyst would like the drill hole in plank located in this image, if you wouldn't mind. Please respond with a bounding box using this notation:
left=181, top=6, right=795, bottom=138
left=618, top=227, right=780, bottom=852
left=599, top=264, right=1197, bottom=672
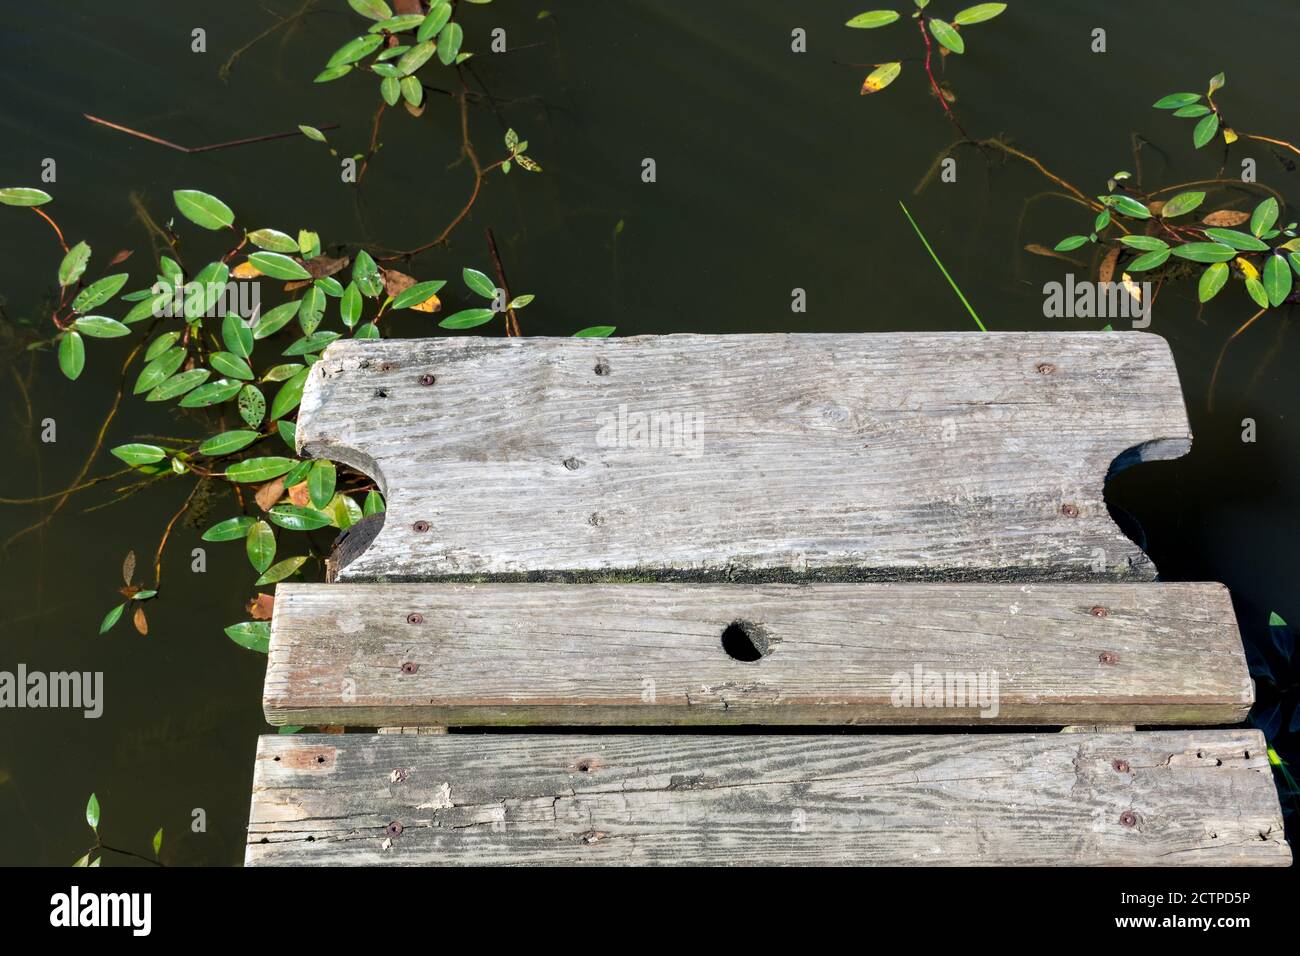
left=720, top=619, right=770, bottom=662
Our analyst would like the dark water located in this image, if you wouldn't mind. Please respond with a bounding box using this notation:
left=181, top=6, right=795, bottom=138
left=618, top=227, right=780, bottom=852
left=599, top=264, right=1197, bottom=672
left=2, top=0, right=1298, bottom=865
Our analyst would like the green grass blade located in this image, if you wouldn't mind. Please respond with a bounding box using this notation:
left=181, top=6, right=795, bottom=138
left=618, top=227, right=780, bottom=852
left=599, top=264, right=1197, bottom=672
left=898, top=201, right=987, bottom=332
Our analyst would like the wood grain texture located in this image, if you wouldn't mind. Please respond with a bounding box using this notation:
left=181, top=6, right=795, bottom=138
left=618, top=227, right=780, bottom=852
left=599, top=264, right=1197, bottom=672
left=264, top=582, right=1252, bottom=727
left=296, top=333, right=1191, bottom=583
left=245, top=729, right=1289, bottom=866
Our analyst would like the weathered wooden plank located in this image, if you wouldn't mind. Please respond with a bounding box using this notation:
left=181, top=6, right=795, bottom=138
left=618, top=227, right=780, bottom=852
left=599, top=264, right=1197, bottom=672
left=263, top=581, right=1250, bottom=727
left=296, top=333, right=1191, bottom=582
left=244, top=729, right=1289, bottom=866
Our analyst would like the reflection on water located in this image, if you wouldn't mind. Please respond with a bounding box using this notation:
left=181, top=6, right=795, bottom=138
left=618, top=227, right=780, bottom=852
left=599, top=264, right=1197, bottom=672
left=2, top=1, right=1299, bottom=864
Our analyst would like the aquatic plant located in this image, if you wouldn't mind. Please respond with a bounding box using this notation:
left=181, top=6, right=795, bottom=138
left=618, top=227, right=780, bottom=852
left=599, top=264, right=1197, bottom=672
left=74, top=792, right=163, bottom=867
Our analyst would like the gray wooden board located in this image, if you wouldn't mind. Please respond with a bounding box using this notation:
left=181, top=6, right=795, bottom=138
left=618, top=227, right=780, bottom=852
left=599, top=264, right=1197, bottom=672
left=264, top=581, right=1252, bottom=727
left=244, top=729, right=1289, bottom=866
left=296, top=333, right=1191, bottom=583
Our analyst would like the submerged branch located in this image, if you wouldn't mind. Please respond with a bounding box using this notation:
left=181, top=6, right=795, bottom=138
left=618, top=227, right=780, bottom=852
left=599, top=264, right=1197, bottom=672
left=84, top=114, right=339, bottom=154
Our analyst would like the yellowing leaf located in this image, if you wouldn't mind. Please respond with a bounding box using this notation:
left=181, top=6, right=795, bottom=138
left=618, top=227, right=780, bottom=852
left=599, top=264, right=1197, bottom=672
left=861, top=62, right=902, bottom=95
left=410, top=292, right=441, bottom=313
left=231, top=261, right=262, bottom=279
left=1236, top=256, right=1260, bottom=281
left=1120, top=272, right=1142, bottom=308
left=1223, top=127, right=1239, bottom=144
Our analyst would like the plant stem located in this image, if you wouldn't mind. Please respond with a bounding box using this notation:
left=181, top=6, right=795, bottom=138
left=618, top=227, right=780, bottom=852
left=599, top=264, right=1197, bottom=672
left=898, top=201, right=986, bottom=332
left=917, top=18, right=967, bottom=138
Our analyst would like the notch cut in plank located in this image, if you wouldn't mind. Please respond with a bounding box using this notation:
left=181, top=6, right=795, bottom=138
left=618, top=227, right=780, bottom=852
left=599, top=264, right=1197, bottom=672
left=264, top=582, right=1251, bottom=727
left=245, top=729, right=1289, bottom=866
left=297, top=333, right=1191, bottom=583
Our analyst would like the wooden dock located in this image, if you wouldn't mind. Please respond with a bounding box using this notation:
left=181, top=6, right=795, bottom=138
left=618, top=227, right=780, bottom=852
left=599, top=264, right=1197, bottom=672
left=245, top=333, right=1289, bottom=866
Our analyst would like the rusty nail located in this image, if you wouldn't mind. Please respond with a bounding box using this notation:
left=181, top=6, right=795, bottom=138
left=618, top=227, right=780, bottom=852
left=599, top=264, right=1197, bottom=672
left=386, top=821, right=404, bottom=836
left=1036, top=362, right=1057, bottom=375
left=401, top=661, right=419, bottom=675
left=1099, top=650, right=1119, bottom=665
left=1061, top=503, right=1079, bottom=518
left=407, top=612, right=423, bottom=625
left=412, top=520, right=430, bottom=532
left=418, top=373, right=436, bottom=386
left=1119, top=811, right=1137, bottom=828
left=1112, top=759, right=1130, bottom=773
left=1090, top=606, right=1109, bottom=618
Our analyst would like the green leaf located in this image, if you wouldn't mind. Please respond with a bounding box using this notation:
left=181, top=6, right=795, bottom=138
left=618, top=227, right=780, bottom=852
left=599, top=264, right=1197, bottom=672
left=58, top=332, right=85, bottom=380
left=225, top=457, right=296, bottom=483
left=262, top=364, right=303, bottom=383
left=1208, top=72, right=1226, bottom=94
left=314, top=64, right=352, bottom=82
left=326, top=492, right=364, bottom=530
left=463, top=267, right=496, bottom=298
left=1192, top=112, right=1220, bottom=149
left=247, top=228, right=299, bottom=253
left=256, top=556, right=310, bottom=586
left=1202, top=228, right=1269, bottom=251
left=283, top=459, right=313, bottom=488
left=348, top=0, right=393, bottom=20
left=381, top=76, right=401, bottom=106
left=439, top=308, right=496, bottom=329
left=370, top=14, right=426, bottom=33
left=72, top=316, right=130, bottom=338
left=507, top=294, right=535, bottom=309
left=71, top=273, right=129, bottom=313
left=225, top=620, right=271, bottom=653
left=99, top=604, right=125, bottom=634
left=270, top=368, right=311, bottom=421
left=178, top=378, right=243, bottom=408
left=1268, top=611, right=1287, bottom=627
left=278, top=419, right=296, bottom=449
left=147, top=368, right=211, bottom=402
left=1173, top=104, right=1212, bottom=118
left=397, top=40, right=436, bottom=75
left=327, top=34, right=384, bottom=68
left=308, top=461, right=337, bottom=509
left=436, top=22, right=463, bottom=64
left=952, top=3, right=1006, bottom=26
left=111, top=443, right=166, bottom=466
left=173, top=189, right=235, bottom=230
left=1245, top=275, right=1269, bottom=309
left=222, top=314, right=255, bottom=358
left=573, top=326, right=616, bottom=338
left=282, top=331, right=341, bottom=356
left=316, top=276, right=344, bottom=297
left=1103, top=195, right=1151, bottom=219
left=1094, top=209, right=1111, bottom=232
left=1125, top=248, right=1171, bottom=272
left=299, top=285, right=326, bottom=335
left=58, top=241, right=91, bottom=287
left=928, top=19, right=964, bottom=54
left=246, top=520, right=276, bottom=573
left=299, top=230, right=321, bottom=258
left=1263, top=254, right=1292, bottom=307
left=0, top=186, right=53, bottom=206
left=845, top=10, right=900, bottom=27
left=1118, top=236, right=1168, bottom=252
left=134, top=347, right=186, bottom=394
left=145, top=332, right=180, bottom=361
left=1291, top=252, right=1300, bottom=279
left=199, top=430, right=260, bottom=456
left=124, top=292, right=171, bottom=325
left=340, top=281, right=362, bottom=327
left=1054, top=236, right=1089, bottom=252
left=417, top=2, right=453, bottom=41
left=1160, top=191, right=1205, bottom=218
left=249, top=251, right=311, bottom=281
left=364, top=490, right=386, bottom=515
left=1152, top=92, right=1201, bottom=109
left=401, top=75, right=423, bottom=106
left=268, top=504, right=333, bottom=531
left=393, top=279, right=447, bottom=309
left=354, top=323, right=381, bottom=340
left=253, top=300, right=301, bottom=340
left=1198, top=262, right=1229, bottom=302
left=239, top=384, right=267, bottom=427
left=153, top=829, right=163, bottom=858
left=1251, top=198, right=1279, bottom=238
left=86, top=793, right=100, bottom=831
left=1171, top=242, right=1238, bottom=263
left=202, top=516, right=256, bottom=542
left=210, top=351, right=255, bottom=380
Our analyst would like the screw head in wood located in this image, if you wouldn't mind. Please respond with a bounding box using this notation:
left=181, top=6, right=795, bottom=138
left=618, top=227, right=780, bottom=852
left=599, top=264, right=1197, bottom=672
left=412, top=520, right=430, bottom=532
left=1119, top=811, right=1138, bottom=828
left=386, top=821, right=404, bottom=836
left=1090, top=606, right=1108, bottom=617
left=418, top=373, right=436, bottom=386
left=1036, top=362, right=1058, bottom=375
left=407, top=612, right=423, bottom=625
left=1112, top=759, right=1130, bottom=773
left=400, top=661, right=419, bottom=675
left=1098, top=650, right=1119, bottom=665
left=1061, top=503, right=1079, bottom=518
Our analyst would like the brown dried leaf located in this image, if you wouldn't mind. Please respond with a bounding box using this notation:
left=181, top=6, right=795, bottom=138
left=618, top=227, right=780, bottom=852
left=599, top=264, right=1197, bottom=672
left=132, top=605, right=148, bottom=636
left=247, top=592, right=275, bottom=621
left=393, top=0, right=422, bottom=13
left=383, top=269, right=418, bottom=299
left=404, top=99, right=426, bottom=119
left=108, top=249, right=134, bottom=266
left=1147, top=200, right=1165, bottom=217
left=255, top=477, right=286, bottom=512
left=318, top=725, right=346, bottom=734
left=287, top=481, right=312, bottom=507
left=1202, top=209, right=1250, bottom=227
left=1098, top=246, right=1121, bottom=286
left=122, top=550, right=136, bottom=586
